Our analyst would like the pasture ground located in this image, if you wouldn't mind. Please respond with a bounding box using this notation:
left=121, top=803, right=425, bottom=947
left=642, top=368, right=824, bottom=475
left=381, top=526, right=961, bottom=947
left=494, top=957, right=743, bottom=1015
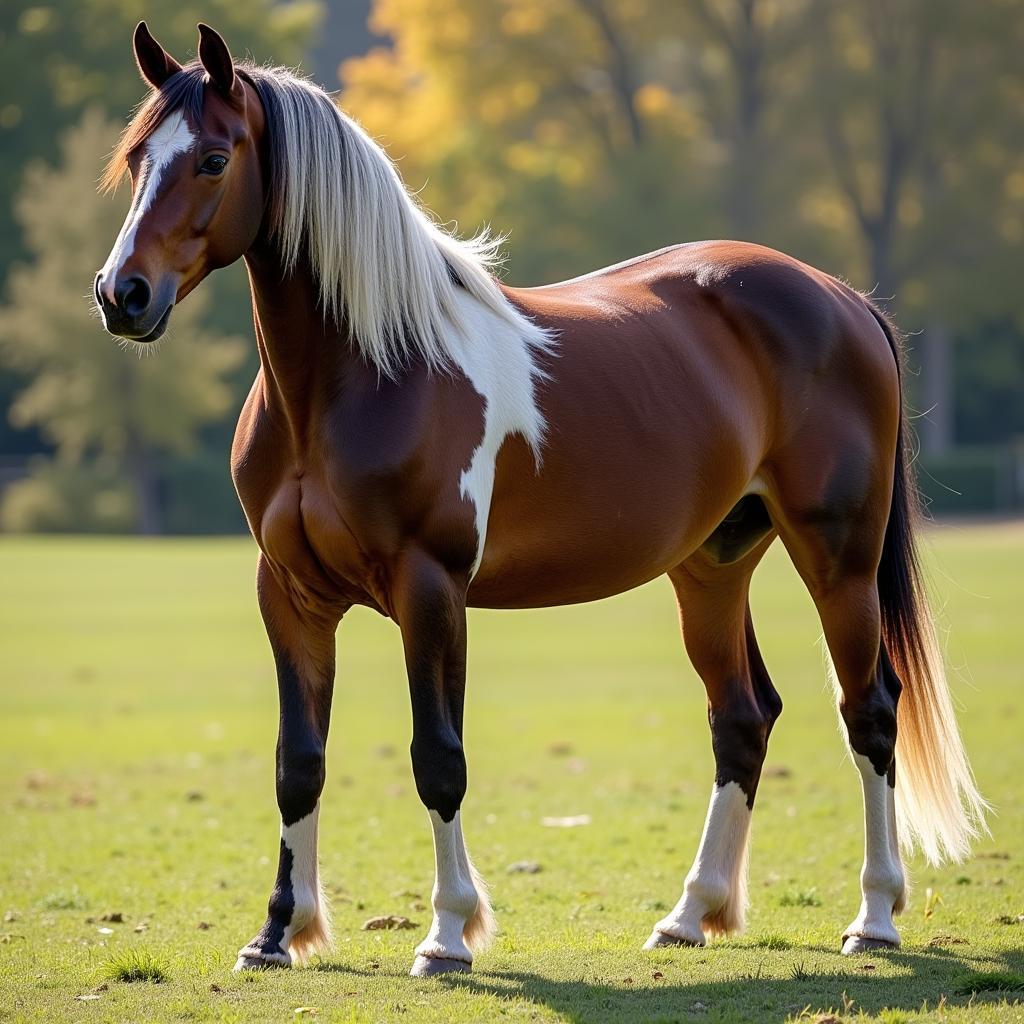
left=1, top=525, right=1022, bottom=1023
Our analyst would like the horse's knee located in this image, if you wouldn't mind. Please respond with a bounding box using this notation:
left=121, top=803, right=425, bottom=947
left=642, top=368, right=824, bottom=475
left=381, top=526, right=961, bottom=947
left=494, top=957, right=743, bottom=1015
left=840, top=670, right=899, bottom=777
left=410, top=731, right=466, bottom=822
left=276, top=743, right=326, bottom=825
left=709, top=691, right=779, bottom=803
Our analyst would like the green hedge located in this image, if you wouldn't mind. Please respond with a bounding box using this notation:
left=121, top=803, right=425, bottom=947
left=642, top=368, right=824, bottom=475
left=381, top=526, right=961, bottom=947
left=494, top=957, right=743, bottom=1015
left=916, top=447, right=1020, bottom=515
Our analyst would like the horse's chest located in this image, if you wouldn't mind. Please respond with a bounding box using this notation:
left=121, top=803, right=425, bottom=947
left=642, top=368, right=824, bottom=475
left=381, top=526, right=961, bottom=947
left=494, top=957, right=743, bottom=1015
left=258, top=476, right=382, bottom=611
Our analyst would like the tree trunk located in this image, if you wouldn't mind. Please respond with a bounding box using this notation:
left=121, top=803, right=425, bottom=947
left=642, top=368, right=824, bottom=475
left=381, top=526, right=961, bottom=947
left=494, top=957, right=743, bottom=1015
left=918, top=322, right=953, bottom=456
left=127, top=436, right=163, bottom=535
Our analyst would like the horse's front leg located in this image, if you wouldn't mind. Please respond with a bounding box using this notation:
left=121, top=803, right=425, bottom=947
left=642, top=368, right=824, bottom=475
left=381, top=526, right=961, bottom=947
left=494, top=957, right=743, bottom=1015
left=235, top=557, right=346, bottom=971
left=393, top=550, right=495, bottom=977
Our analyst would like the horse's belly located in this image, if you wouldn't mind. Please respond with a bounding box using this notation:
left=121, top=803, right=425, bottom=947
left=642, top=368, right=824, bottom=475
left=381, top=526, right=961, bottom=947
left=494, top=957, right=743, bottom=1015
left=466, top=431, right=752, bottom=609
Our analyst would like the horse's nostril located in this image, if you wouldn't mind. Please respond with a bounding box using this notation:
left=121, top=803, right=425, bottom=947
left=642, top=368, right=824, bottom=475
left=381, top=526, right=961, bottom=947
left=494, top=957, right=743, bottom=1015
left=116, top=276, right=152, bottom=318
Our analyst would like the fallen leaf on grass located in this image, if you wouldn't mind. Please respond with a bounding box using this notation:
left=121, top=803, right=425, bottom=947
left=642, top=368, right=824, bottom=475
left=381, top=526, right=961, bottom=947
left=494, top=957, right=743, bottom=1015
left=923, top=887, right=943, bottom=919
left=547, top=741, right=574, bottom=757
left=99, top=912, right=124, bottom=923
left=75, top=994, right=102, bottom=1002
left=361, top=916, right=418, bottom=931
left=197, top=921, right=213, bottom=930
left=210, top=983, right=222, bottom=993
left=507, top=861, right=542, bottom=874
left=652, top=971, right=664, bottom=980
left=294, top=1008, right=318, bottom=1016
left=134, top=922, right=149, bottom=933
left=541, top=815, right=590, bottom=828
left=860, top=963, right=876, bottom=971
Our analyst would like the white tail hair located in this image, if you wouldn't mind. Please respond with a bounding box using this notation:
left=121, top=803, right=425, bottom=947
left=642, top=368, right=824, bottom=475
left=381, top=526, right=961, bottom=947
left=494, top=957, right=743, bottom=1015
left=864, top=300, right=989, bottom=865
left=888, top=608, right=989, bottom=864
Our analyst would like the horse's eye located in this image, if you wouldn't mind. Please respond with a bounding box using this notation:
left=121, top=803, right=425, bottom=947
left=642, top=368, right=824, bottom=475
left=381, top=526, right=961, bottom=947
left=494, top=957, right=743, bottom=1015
left=200, top=154, right=228, bottom=176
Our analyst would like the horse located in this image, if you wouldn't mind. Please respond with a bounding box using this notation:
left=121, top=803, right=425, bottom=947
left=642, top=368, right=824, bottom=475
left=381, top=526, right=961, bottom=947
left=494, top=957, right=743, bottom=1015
left=95, top=22, right=987, bottom=977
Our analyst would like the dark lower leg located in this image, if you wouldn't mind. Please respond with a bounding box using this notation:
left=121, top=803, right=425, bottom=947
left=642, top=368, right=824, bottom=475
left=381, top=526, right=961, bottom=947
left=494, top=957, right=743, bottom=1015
left=236, top=562, right=340, bottom=970
left=395, top=552, right=492, bottom=976
left=647, top=564, right=780, bottom=948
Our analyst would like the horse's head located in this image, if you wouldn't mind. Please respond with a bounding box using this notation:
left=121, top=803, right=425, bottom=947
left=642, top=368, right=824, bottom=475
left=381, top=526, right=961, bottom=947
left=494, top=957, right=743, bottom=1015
left=96, top=23, right=265, bottom=342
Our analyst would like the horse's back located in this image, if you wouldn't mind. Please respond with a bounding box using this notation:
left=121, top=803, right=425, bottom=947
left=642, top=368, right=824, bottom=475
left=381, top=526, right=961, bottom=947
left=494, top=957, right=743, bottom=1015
left=470, top=242, right=896, bottom=608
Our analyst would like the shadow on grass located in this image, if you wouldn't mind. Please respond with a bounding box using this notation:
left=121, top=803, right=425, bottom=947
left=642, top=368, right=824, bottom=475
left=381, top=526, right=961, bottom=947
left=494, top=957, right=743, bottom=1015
left=313, top=946, right=1024, bottom=1023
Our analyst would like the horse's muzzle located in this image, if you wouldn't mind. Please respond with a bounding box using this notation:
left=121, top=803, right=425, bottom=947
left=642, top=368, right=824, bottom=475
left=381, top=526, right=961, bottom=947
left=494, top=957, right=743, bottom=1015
left=94, top=271, right=173, bottom=342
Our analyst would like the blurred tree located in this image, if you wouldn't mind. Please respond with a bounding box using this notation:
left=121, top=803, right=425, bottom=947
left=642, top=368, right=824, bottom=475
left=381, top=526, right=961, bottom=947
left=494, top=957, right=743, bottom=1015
left=798, top=0, right=1024, bottom=451
left=802, top=0, right=1024, bottom=314
left=0, top=110, right=246, bottom=534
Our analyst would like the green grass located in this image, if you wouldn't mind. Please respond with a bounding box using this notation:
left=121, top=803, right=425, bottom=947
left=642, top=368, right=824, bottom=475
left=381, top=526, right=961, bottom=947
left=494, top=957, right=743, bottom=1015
left=1, top=524, right=1023, bottom=1023
left=100, top=948, right=171, bottom=984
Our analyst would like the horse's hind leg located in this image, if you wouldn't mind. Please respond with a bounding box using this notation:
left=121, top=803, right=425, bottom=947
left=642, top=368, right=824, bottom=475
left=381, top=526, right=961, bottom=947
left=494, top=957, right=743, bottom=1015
left=767, top=451, right=906, bottom=952
left=645, top=540, right=781, bottom=948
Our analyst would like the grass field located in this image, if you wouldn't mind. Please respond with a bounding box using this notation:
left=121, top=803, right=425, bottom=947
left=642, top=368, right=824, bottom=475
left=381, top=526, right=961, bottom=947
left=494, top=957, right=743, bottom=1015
left=1, top=525, right=1023, bottom=1023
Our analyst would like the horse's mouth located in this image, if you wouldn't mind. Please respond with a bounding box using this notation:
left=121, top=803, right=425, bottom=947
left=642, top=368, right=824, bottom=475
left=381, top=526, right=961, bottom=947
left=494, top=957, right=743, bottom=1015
left=112, top=303, right=173, bottom=344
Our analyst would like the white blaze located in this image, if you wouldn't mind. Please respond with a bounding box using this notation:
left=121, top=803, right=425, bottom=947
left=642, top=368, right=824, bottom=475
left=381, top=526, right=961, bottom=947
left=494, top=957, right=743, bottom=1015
left=100, top=111, right=194, bottom=300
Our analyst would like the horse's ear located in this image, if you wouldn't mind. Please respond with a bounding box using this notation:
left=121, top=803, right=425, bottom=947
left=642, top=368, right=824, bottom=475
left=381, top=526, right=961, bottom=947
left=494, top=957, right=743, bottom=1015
left=133, top=21, right=182, bottom=90
left=197, top=23, right=243, bottom=103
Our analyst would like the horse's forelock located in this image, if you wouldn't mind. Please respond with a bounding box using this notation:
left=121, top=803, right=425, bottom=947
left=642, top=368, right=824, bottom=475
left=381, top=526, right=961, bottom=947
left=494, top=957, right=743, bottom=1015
left=100, top=66, right=207, bottom=193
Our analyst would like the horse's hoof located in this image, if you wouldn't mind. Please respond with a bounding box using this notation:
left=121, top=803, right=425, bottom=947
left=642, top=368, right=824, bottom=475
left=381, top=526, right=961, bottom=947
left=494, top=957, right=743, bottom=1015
left=410, top=955, right=471, bottom=977
left=233, top=953, right=290, bottom=972
left=841, top=935, right=899, bottom=955
left=643, top=930, right=703, bottom=950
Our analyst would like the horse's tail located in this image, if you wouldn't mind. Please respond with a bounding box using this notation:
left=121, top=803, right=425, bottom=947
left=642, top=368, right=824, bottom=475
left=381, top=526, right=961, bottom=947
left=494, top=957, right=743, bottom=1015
left=870, top=303, right=989, bottom=865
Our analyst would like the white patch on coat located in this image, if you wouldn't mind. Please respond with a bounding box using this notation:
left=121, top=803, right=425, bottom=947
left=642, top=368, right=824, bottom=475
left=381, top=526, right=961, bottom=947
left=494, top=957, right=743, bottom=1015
left=445, top=289, right=550, bottom=578
left=843, top=753, right=906, bottom=945
left=646, top=781, right=752, bottom=947
left=415, top=810, right=482, bottom=963
left=100, top=111, right=194, bottom=300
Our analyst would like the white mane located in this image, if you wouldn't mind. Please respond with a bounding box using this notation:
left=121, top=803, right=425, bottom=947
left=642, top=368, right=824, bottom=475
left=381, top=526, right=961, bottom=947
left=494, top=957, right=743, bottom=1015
left=248, top=66, right=555, bottom=378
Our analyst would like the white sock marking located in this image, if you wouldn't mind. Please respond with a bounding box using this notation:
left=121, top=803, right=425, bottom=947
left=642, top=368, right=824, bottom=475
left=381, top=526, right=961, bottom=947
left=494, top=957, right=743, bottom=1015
left=844, top=753, right=905, bottom=944
left=280, top=803, right=322, bottom=950
left=416, top=810, right=480, bottom=963
left=651, top=781, right=752, bottom=945
left=100, top=112, right=194, bottom=300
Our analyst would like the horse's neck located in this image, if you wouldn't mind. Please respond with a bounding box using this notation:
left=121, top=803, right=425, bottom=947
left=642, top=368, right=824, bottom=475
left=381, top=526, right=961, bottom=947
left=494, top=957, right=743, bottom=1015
left=243, top=246, right=356, bottom=443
